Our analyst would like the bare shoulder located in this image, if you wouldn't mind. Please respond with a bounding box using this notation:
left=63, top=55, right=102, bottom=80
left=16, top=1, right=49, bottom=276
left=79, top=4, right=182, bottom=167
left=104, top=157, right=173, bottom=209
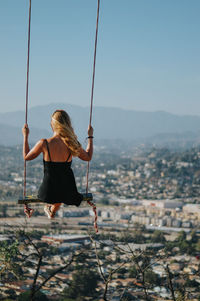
left=46, top=136, right=58, bottom=143
left=24, top=138, right=45, bottom=161
left=40, top=138, right=46, bottom=143
left=37, top=139, right=46, bottom=149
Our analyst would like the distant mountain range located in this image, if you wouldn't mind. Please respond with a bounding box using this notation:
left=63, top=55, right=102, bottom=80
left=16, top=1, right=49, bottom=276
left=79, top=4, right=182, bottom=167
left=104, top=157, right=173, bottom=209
left=0, top=123, right=50, bottom=146
left=0, top=103, right=200, bottom=148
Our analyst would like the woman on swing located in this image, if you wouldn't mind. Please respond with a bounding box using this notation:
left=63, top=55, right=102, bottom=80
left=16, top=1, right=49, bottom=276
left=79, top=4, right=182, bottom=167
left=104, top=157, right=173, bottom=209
left=22, top=109, right=93, bottom=219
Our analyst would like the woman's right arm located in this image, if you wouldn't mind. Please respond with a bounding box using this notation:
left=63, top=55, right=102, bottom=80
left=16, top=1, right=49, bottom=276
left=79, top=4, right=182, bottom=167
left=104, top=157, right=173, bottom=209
left=78, top=125, right=93, bottom=162
left=22, top=124, right=45, bottom=161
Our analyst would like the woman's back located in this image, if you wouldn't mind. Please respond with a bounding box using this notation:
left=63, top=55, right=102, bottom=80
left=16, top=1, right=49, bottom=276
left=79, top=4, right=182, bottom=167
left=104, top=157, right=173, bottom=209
left=38, top=137, right=82, bottom=205
left=22, top=109, right=93, bottom=216
left=43, top=136, right=72, bottom=162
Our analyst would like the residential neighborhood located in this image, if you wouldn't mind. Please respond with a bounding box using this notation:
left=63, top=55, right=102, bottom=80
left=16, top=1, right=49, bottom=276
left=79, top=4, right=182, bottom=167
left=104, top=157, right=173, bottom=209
left=0, top=145, right=200, bottom=300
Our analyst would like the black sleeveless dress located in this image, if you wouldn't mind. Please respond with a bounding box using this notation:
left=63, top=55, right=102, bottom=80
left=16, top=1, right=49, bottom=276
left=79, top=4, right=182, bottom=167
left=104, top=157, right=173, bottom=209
left=38, top=140, right=83, bottom=206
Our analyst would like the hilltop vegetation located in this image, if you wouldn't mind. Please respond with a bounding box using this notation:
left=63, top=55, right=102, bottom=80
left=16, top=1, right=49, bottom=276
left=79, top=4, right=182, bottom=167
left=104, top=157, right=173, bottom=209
left=1, top=227, right=200, bottom=300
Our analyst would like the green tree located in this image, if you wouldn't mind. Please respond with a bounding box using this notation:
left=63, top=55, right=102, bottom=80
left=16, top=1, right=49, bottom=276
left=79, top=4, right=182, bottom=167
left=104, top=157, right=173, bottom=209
left=178, top=240, right=194, bottom=254
left=144, top=269, right=160, bottom=286
left=177, top=231, right=186, bottom=242
left=4, top=289, right=17, bottom=299
left=129, top=265, right=137, bottom=278
left=185, top=278, right=199, bottom=288
left=121, top=292, right=135, bottom=301
left=190, top=230, right=198, bottom=243
left=18, top=291, right=49, bottom=301
left=0, top=240, right=22, bottom=280
left=62, top=267, right=99, bottom=300
left=0, top=204, right=7, bottom=217
left=151, top=230, right=166, bottom=243
left=196, top=239, right=200, bottom=252
left=176, top=291, right=186, bottom=301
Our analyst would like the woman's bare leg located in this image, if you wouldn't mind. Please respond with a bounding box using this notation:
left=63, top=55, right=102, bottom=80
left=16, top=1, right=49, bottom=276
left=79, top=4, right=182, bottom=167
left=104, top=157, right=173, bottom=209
left=44, top=204, right=52, bottom=219
left=50, top=203, right=62, bottom=216
left=44, top=203, right=61, bottom=218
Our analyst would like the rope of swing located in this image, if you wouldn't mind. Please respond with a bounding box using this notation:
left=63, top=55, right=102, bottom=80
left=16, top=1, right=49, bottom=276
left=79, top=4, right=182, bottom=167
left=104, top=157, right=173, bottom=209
left=23, top=0, right=33, bottom=218
left=86, top=0, right=100, bottom=233
left=23, top=0, right=101, bottom=228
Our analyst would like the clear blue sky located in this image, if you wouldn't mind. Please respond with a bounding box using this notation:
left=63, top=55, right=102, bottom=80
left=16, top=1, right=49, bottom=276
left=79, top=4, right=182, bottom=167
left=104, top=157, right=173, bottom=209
left=0, top=0, right=200, bottom=115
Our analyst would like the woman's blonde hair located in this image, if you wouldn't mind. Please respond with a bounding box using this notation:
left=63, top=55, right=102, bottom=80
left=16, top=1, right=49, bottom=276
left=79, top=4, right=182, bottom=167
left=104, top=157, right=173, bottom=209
left=51, top=110, right=81, bottom=156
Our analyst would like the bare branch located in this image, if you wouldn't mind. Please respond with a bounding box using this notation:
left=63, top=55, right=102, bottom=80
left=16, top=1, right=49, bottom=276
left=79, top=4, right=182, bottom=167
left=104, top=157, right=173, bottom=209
left=89, top=233, right=127, bottom=301
left=165, top=264, right=176, bottom=301
left=33, top=251, right=83, bottom=296
left=31, top=255, right=43, bottom=300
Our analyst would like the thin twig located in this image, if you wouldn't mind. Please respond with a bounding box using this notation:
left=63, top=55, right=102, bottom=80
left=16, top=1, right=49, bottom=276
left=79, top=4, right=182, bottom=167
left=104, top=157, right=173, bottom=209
left=33, top=251, right=83, bottom=295
left=165, top=264, right=176, bottom=301
left=31, top=255, right=43, bottom=300
left=90, top=234, right=127, bottom=301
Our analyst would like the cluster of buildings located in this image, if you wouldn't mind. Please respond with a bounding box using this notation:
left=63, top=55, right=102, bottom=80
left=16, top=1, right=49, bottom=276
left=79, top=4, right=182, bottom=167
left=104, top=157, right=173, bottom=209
left=1, top=197, right=200, bottom=233
left=1, top=145, right=200, bottom=203
left=1, top=146, right=200, bottom=299
left=1, top=226, right=200, bottom=300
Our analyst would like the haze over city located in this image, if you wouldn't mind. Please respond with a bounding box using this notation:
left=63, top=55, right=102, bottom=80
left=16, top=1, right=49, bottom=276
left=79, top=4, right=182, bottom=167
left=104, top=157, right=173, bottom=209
left=0, top=0, right=200, bottom=115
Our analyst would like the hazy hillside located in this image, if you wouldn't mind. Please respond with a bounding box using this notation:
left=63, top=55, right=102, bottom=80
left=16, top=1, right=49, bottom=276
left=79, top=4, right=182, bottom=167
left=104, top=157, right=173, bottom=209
left=0, top=103, right=200, bottom=146
left=0, top=123, right=50, bottom=146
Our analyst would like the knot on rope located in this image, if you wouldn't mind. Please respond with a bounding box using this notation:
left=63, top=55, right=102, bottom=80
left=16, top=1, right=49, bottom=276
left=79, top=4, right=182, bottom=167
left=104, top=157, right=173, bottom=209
left=87, top=200, right=98, bottom=233
left=24, top=204, right=34, bottom=218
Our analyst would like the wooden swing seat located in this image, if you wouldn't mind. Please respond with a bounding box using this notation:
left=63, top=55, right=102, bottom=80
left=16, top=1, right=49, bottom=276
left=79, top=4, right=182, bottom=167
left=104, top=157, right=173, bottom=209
left=18, top=193, right=93, bottom=205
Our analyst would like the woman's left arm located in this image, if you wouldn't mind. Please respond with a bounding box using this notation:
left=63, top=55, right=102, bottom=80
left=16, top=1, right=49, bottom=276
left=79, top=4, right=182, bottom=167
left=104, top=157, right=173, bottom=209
left=22, top=124, right=44, bottom=161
